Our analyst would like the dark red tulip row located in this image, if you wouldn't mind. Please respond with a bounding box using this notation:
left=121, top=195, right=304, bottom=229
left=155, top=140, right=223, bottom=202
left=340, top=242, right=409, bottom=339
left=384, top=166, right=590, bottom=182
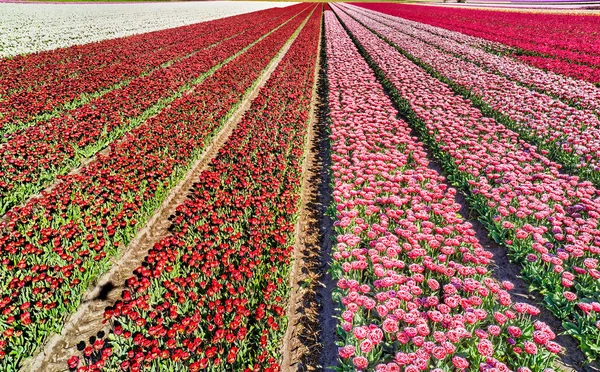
left=68, top=6, right=321, bottom=372
left=0, top=4, right=304, bottom=216
left=325, top=10, right=558, bottom=372
left=332, top=6, right=600, bottom=362
left=0, top=7, right=289, bottom=132
left=353, top=3, right=600, bottom=84
left=0, top=4, right=313, bottom=369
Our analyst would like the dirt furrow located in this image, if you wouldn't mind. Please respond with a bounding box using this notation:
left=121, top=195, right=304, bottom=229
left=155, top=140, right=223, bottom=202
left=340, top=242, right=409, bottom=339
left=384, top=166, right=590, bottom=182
left=281, top=15, right=340, bottom=370
left=313, top=21, right=338, bottom=372
left=280, top=10, right=324, bottom=371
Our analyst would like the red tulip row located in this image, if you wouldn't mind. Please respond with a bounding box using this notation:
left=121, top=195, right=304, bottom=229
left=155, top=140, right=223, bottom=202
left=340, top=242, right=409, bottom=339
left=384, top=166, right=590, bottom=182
left=0, top=5, right=313, bottom=369
left=337, top=5, right=600, bottom=188
left=325, top=10, right=558, bottom=372
left=345, top=4, right=600, bottom=118
left=0, top=4, right=305, bottom=217
left=0, top=7, right=286, bottom=132
left=515, top=55, right=600, bottom=87
left=68, top=6, right=321, bottom=372
left=332, top=6, right=600, bottom=361
left=353, top=3, right=600, bottom=84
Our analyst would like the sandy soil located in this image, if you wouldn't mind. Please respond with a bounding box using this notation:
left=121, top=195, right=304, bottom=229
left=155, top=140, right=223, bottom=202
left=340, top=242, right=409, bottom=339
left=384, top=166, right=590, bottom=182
left=280, top=14, right=324, bottom=371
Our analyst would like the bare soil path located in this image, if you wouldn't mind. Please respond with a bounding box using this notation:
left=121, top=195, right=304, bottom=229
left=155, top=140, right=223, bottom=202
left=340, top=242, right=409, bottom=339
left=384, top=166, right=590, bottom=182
left=279, top=17, right=338, bottom=371
left=280, top=13, right=324, bottom=371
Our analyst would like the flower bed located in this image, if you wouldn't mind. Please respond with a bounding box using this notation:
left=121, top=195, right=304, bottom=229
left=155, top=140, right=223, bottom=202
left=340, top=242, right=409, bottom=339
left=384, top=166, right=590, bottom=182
left=353, top=3, right=600, bottom=84
left=0, top=5, right=305, bottom=216
left=0, top=5, right=292, bottom=132
left=0, top=2, right=294, bottom=57
left=68, top=6, right=321, bottom=371
left=338, top=5, right=600, bottom=188
left=0, top=5, right=313, bottom=368
left=333, top=5, right=600, bottom=361
left=324, top=10, right=558, bottom=371
left=346, top=4, right=600, bottom=117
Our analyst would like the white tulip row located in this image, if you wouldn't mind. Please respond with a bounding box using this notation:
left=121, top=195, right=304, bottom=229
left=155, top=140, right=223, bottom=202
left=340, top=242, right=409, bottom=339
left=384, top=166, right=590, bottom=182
left=0, top=1, right=296, bottom=58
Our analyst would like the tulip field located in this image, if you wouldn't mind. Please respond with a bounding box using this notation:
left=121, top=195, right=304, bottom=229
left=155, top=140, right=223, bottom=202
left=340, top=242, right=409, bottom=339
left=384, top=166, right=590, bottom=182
left=1, top=2, right=600, bottom=371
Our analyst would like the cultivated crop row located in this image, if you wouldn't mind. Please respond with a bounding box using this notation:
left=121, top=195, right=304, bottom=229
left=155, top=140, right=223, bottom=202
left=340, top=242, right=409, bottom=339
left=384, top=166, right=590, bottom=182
left=355, top=3, right=600, bottom=84
left=0, top=5, right=302, bottom=216
left=324, top=10, right=558, bottom=371
left=340, top=5, right=600, bottom=188
left=1, top=4, right=597, bottom=371
left=0, top=7, right=290, bottom=135
left=0, top=2, right=293, bottom=57
left=332, top=5, right=600, bottom=361
left=0, top=4, right=313, bottom=368
left=347, top=4, right=600, bottom=117
left=69, top=6, right=321, bottom=372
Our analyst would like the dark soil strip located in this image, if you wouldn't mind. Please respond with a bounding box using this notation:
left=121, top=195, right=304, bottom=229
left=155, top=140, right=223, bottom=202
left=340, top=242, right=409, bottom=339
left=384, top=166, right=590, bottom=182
left=282, top=13, right=337, bottom=369
left=314, top=19, right=338, bottom=372
left=421, top=150, right=595, bottom=371
left=457, top=194, right=600, bottom=372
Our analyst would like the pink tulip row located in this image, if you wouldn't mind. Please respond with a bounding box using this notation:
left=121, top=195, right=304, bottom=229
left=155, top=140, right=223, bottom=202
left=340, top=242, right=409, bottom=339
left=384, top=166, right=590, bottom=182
left=324, top=10, right=558, bottom=371
left=352, top=3, right=600, bottom=84
left=345, top=4, right=600, bottom=118
left=349, top=6, right=509, bottom=54
left=330, top=6, right=600, bottom=361
left=337, top=4, right=600, bottom=187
